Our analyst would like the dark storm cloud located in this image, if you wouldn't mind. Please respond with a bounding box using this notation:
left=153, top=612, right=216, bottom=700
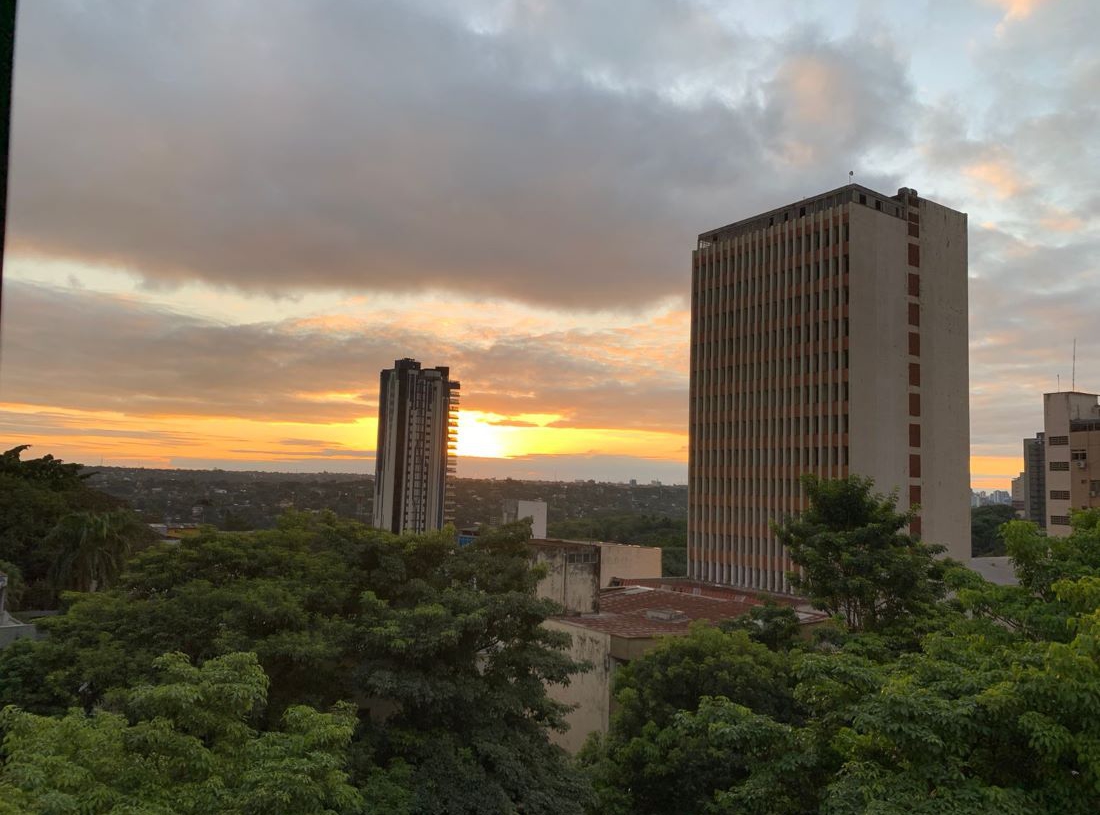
left=8, top=0, right=917, bottom=308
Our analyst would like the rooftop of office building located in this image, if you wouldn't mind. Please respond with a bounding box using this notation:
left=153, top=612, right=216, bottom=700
left=697, top=183, right=931, bottom=246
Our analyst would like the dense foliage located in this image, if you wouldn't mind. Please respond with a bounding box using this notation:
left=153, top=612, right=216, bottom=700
left=7, top=463, right=1100, bottom=814
left=0, top=652, right=361, bottom=815
left=971, top=503, right=1018, bottom=556
left=0, top=512, right=590, bottom=814
left=0, top=446, right=152, bottom=609
left=581, top=480, right=1100, bottom=814
left=775, top=475, right=950, bottom=633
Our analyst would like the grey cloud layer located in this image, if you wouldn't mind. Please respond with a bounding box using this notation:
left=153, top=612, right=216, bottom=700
left=9, top=0, right=914, bottom=308
left=0, top=281, right=686, bottom=432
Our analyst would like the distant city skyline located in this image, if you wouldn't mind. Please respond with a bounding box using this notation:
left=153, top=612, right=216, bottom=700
left=1, top=1, right=1097, bottom=492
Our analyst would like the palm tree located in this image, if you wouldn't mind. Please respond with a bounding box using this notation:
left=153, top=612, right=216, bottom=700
left=47, top=510, right=144, bottom=593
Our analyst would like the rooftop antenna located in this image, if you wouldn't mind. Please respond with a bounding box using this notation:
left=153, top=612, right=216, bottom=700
left=1072, top=338, right=1077, bottom=391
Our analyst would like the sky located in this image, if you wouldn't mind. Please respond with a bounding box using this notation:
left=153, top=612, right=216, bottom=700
left=0, top=0, right=1097, bottom=489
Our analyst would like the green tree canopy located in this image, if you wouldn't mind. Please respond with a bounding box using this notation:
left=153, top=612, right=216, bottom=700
left=581, top=480, right=1100, bottom=815
left=0, top=651, right=363, bottom=815
left=0, top=512, right=590, bottom=814
left=971, top=503, right=1018, bottom=557
left=776, top=475, right=949, bottom=633
left=0, top=446, right=139, bottom=610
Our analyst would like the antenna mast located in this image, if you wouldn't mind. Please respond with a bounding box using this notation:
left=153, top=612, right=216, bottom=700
left=1072, top=338, right=1077, bottom=391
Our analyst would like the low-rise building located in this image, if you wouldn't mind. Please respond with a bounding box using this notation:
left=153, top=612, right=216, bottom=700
left=529, top=538, right=664, bottom=615
left=546, top=579, right=827, bottom=752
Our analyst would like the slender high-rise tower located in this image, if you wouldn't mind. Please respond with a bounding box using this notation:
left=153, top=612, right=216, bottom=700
left=373, top=358, right=460, bottom=534
left=689, top=185, right=970, bottom=591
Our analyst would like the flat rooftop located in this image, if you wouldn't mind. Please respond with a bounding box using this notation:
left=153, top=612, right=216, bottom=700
left=556, top=584, right=827, bottom=639
left=697, top=183, right=925, bottom=246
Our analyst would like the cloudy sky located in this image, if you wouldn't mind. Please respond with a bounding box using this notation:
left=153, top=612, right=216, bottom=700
left=1, top=0, right=1096, bottom=488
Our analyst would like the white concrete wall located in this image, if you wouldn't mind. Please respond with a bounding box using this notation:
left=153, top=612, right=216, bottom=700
left=544, top=620, right=613, bottom=754
left=504, top=499, right=548, bottom=539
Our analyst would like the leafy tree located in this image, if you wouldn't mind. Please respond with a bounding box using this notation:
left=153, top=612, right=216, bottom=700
left=47, top=510, right=152, bottom=592
left=0, top=447, right=134, bottom=609
left=0, top=651, right=363, bottom=815
left=721, top=600, right=803, bottom=651
left=0, top=512, right=590, bottom=814
left=971, top=503, right=1018, bottom=557
left=581, top=625, right=797, bottom=814
left=0, top=445, right=88, bottom=490
left=775, top=475, right=948, bottom=632
left=951, top=510, right=1100, bottom=642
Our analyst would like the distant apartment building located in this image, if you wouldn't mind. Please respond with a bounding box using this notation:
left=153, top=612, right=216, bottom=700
left=372, top=359, right=460, bottom=534
left=689, top=184, right=970, bottom=592
left=1044, top=391, right=1100, bottom=535
left=1022, top=432, right=1046, bottom=528
left=1011, top=473, right=1025, bottom=517
left=501, top=498, right=548, bottom=539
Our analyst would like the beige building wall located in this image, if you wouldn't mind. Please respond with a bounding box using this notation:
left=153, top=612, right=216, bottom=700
left=848, top=195, right=969, bottom=560
left=531, top=542, right=600, bottom=614
left=596, top=542, right=662, bottom=587
left=544, top=620, right=613, bottom=754
left=1044, top=391, right=1100, bottom=536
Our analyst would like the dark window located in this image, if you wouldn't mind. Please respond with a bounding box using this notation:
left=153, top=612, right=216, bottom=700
left=909, top=393, right=921, bottom=416
left=909, top=454, right=922, bottom=478
left=909, top=423, right=921, bottom=448
left=1050, top=490, right=1070, bottom=500
left=909, top=485, right=921, bottom=506
left=1050, top=461, right=1070, bottom=471
left=909, top=332, right=921, bottom=356
left=1050, top=515, right=1071, bottom=526
left=908, top=303, right=920, bottom=326
left=908, top=243, right=920, bottom=267
left=908, top=273, right=920, bottom=297
left=1049, top=435, right=1069, bottom=445
left=909, top=363, right=921, bottom=387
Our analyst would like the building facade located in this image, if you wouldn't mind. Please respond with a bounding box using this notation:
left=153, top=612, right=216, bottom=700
left=501, top=498, right=548, bottom=538
left=1043, top=391, right=1100, bottom=535
left=372, top=359, right=460, bottom=534
left=1023, top=432, right=1046, bottom=528
left=689, top=185, right=970, bottom=592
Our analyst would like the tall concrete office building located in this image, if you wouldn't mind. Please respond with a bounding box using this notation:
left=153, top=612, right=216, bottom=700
left=689, top=185, right=970, bottom=592
left=1043, top=391, right=1100, bottom=535
left=373, top=358, right=460, bottom=534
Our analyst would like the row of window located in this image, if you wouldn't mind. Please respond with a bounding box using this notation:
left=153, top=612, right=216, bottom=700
left=696, top=253, right=850, bottom=297
left=693, top=464, right=849, bottom=499
left=694, top=411, right=851, bottom=441
left=697, top=226, right=849, bottom=276
left=694, top=380, right=850, bottom=417
left=694, top=439, right=852, bottom=468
